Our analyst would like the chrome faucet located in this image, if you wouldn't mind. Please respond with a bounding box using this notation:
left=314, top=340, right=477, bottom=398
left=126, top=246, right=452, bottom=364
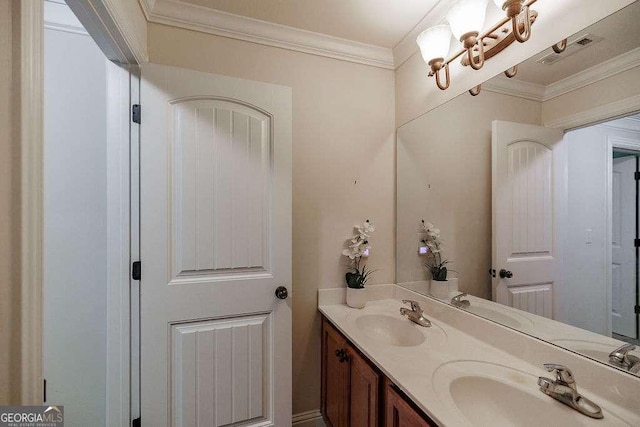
left=450, top=292, right=470, bottom=308
left=608, top=343, right=640, bottom=373
left=399, top=300, right=432, bottom=327
left=538, top=364, right=603, bottom=419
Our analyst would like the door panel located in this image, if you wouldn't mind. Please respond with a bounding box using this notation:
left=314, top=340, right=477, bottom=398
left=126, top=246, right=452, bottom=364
left=172, top=315, right=269, bottom=425
left=492, top=121, right=564, bottom=318
left=141, top=63, right=292, bottom=426
left=170, top=100, right=271, bottom=279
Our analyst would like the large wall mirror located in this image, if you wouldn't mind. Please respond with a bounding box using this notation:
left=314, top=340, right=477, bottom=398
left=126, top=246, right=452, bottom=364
left=397, top=1, right=640, bottom=376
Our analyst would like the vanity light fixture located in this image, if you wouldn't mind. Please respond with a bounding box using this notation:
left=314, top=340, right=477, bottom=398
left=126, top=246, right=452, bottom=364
left=417, top=0, right=538, bottom=92
left=447, top=0, right=489, bottom=70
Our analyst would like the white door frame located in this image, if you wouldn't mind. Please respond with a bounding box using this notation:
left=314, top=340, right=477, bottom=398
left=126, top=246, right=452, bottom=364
left=20, top=3, right=141, bottom=424
left=548, top=98, right=640, bottom=338
left=606, top=136, right=640, bottom=337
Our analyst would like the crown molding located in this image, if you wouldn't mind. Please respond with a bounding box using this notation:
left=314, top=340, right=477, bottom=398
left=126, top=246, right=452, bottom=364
left=483, top=76, right=546, bottom=102
left=392, top=0, right=455, bottom=68
left=44, top=0, right=89, bottom=35
left=145, top=0, right=394, bottom=69
left=599, top=115, right=640, bottom=133
left=544, top=94, right=640, bottom=130
left=544, top=46, right=640, bottom=100
left=139, top=0, right=153, bottom=19
left=484, top=47, right=640, bottom=103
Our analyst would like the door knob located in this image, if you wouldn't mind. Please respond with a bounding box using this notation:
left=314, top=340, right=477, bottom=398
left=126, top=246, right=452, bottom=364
left=499, top=269, right=513, bottom=279
left=275, top=286, right=289, bottom=300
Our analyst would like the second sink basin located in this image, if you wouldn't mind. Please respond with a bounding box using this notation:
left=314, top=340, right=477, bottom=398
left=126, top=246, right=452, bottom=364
left=355, top=314, right=426, bottom=347
left=432, top=360, right=632, bottom=426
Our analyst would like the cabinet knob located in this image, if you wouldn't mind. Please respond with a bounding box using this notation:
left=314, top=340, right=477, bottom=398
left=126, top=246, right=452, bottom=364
left=335, top=349, right=349, bottom=363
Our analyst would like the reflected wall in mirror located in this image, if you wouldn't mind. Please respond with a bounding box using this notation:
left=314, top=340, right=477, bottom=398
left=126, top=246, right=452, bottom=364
left=397, top=1, right=640, bottom=376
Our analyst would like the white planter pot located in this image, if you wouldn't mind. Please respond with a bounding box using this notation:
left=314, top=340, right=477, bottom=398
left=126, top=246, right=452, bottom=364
left=430, top=278, right=458, bottom=300
left=346, top=287, right=367, bottom=309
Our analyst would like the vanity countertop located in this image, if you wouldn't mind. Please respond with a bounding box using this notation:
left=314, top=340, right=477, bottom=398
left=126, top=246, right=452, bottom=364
left=318, top=285, right=640, bottom=426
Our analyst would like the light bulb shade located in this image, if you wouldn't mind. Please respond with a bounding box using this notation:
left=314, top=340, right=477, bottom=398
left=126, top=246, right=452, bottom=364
left=446, top=0, right=489, bottom=40
left=416, top=25, right=452, bottom=64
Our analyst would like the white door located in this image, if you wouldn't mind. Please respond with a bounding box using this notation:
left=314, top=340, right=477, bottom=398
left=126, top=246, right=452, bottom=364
left=492, top=121, right=564, bottom=318
left=140, top=63, right=292, bottom=426
left=612, top=155, right=637, bottom=338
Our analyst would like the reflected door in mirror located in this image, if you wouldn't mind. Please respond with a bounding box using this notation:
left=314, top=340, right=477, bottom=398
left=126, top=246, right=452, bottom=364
left=492, top=121, right=564, bottom=318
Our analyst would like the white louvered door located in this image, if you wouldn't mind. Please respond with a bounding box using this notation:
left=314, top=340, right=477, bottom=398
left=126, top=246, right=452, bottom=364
left=492, top=121, right=564, bottom=319
left=140, top=63, right=292, bottom=426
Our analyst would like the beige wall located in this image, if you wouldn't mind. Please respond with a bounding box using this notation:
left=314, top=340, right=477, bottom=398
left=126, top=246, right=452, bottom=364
left=147, top=23, right=396, bottom=414
left=397, top=91, right=541, bottom=299
left=0, top=0, right=21, bottom=405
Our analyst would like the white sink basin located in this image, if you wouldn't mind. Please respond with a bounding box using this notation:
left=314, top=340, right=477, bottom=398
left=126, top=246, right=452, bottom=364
left=355, top=314, right=426, bottom=347
left=433, top=361, right=632, bottom=426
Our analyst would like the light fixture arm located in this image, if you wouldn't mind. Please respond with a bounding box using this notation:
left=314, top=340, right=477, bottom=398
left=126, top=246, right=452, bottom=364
left=504, top=65, right=518, bottom=78
left=462, top=32, right=485, bottom=70
left=512, top=5, right=531, bottom=42
left=552, top=38, right=568, bottom=54
left=429, top=58, right=451, bottom=90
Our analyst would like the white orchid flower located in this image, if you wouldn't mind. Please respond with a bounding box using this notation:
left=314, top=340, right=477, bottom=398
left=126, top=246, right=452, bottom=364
left=363, top=220, right=375, bottom=233
left=342, top=248, right=357, bottom=259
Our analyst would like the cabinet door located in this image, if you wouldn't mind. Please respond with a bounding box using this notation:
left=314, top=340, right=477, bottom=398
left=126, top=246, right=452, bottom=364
left=322, top=319, right=350, bottom=427
left=349, top=349, right=379, bottom=427
left=385, top=383, right=433, bottom=427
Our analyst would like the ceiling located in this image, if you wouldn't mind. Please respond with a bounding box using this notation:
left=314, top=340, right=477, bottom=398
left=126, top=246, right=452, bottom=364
left=181, top=0, right=441, bottom=48
left=503, top=0, right=640, bottom=86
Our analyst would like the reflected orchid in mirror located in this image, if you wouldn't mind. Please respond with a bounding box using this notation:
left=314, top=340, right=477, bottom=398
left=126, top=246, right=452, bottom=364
left=343, top=220, right=376, bottom=288
left=421, top=220, right=452, bottom=281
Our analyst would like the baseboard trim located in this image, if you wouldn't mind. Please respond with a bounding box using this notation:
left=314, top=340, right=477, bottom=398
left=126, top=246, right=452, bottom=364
left=292, top=409, right=326, bottom=427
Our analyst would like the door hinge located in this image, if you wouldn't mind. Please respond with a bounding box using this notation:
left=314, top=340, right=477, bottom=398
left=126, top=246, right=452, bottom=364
left=132, top=417, right=141, bottom=427
left=132, top=104, right=141, bottom=124
left=635, top=305, right=640, bottom=315
left=132, top=261, right=141, bottom=281
left=635, top=239, right=640, bottom=248
left=43, top=379, right=47, bottom=402
left=635, top=171, right=640, bottom=181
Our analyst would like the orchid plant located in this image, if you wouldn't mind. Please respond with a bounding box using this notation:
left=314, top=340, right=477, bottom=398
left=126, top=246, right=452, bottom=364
left=342, top=220, right=375, bottom=289
left=421, top=220, right=452, bottom=281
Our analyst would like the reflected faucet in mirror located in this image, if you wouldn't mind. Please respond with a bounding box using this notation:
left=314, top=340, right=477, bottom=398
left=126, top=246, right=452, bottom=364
left=609, top=344, right=640, bottom=373
left=451, top=293, right=471, bottom=308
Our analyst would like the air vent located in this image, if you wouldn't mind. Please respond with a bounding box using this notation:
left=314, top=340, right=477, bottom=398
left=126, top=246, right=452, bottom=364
left=536, top=33, right=604, bottom=65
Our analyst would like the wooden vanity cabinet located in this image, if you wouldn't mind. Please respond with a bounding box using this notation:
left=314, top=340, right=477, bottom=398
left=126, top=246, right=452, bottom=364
left=321, top=317, right=435, bottom=427
left=384, top=379, right=433, bottom=427
left=321, top=317, right=379, bottom=427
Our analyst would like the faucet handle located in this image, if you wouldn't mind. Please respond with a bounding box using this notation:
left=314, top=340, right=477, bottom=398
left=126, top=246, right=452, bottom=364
left=609, top=343, right=635, bottom=363
left=543, top=364, right=575, bottom=386
left=402, top=299, right=422, bottom=312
